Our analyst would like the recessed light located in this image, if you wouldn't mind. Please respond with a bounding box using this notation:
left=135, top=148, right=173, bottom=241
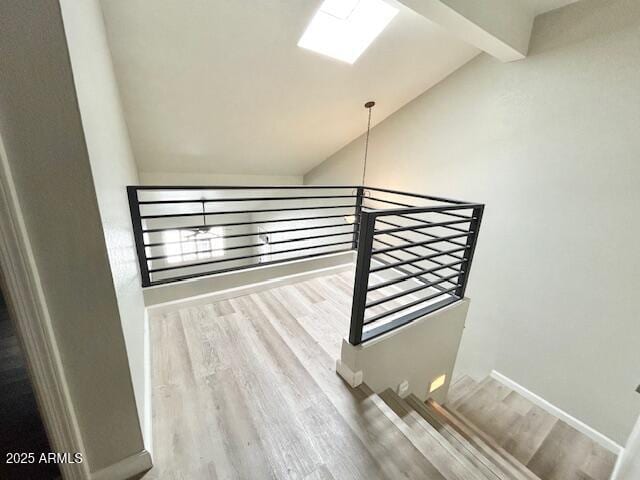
left=430, top=374, right=447, bottom=393
left=298, top=0, right=399, bottom=64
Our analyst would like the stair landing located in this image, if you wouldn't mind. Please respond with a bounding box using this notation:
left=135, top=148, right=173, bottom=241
left=445, top=376, right=617, bottom=480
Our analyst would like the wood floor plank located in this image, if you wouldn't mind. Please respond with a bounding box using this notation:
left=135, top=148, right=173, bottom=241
left=450, top=377, right=616, bottom=480
left=527, top=421, right=594, bottom=480
left=147, top=273, right=616, bottom=480
left=230, top=294, right=387, bottom=480
left=250, top=289, right=447, bottom=479
left=500, top=404, right=558, bottom=465
left=439, top=404, right=542, bottom=480
left=446, top=375, right=479, bottom=406
left=379, top=389, right=492, bottom=480
left=579, top=441, right=617, bottom=480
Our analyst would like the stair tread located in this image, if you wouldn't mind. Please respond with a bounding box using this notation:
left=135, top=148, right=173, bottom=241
left=434, top=401, right=543, bottom=480
left=447, top=375, right=491, bottom=411
left=446, top=375, right=479, bottom=406
left=407, top=394, right=514, bottom=480
left=379, top=389, right=494, bottom=480
left=357, top=384, right=448, bottom=479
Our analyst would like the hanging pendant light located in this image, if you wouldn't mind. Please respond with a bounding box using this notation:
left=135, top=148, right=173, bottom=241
left=362, top=100, right=375, bottom=186
left=345, top=100, right=376, bottom=225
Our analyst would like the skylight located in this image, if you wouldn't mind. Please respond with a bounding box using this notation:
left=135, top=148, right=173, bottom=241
left=298, top=0, right=399, bottom=64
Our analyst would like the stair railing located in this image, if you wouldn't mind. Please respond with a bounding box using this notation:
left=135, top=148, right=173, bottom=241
left=347, top=188, right=484, bottom=345
left=127, top=185, right=483, bottom=344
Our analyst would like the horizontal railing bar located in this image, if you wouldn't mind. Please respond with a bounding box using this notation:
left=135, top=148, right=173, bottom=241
left=395, top=213, right=470, bottom=232
left=364, top=286, right=459, bottom=324
left=145, top=231, right=355, bottom=260
left=375, top=220, right=467, bottom=249
left=363, top=197, right=474, bottom=222
left=375, top=217, right=473, bottom=234
left=149, top=240, right=353, bottom=273
left=361, top=296, right=460, bottom=342
left=379, top=228, right=466, bottom=251
left=368, top=260, right=464, bottom=292
left=375, top=220, right=466, bottom=253
left=369, top=245, right=467, bottom=273
left=131, top=184, right=480, bottom=208
left=364, top=195, right=414, bottom=208
left=143, top=222, right=355, bottom=247
left=148, top=248, right=353, bottom=286
left=373, top=238, right=458, bottom=268
left=365, top=202, right=478, bottom=219
left=365, top=272, right=462, bottom=309
left=372, top=238, right=460, bottom=292
left=376, top=217, right=470, bottom=237
left=372, top=232, right=472, bottom=255
left=138, top=194, right=358, bottom=205
left=365, top=186, right=472, bottom=206
left=371, top=249, right=455, bottom=292
left=363, top=205, right=474, bottom=222
left=142, top=214, right=351, bottom=233
left=365, top=197, right=475, bottom=222
left=131, top=184, right=360, bottom=191
left=140, top=204, right=357, bottom=220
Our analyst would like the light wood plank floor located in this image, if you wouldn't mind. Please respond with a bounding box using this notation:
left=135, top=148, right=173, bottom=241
left=145, top=270, right=617, bottom=480
left=145, top=271, right=446, bottom=479
left=447, top=377, right=617, bottom=480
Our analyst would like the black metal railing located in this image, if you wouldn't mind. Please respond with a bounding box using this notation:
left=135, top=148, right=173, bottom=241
left=127, top=185, right=483, bottom=345
left=347, top=187, right=483, bottom=344
left=127, top=185, right=362, bottom=287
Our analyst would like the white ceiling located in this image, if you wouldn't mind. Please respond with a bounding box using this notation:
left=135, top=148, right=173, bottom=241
left=517, top=0, right=581, bottom=16
left=100, top=0, right=479, bottom=176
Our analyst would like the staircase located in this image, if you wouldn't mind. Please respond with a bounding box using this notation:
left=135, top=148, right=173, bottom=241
left=356, top=383, right=542, bottom=480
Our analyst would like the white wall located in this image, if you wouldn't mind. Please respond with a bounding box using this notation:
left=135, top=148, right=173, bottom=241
left=140, top=171, right=302, bottom=186
left=305, top=0, right=640, bottom=445
left=58, top=0, right=150, bottom=452
left=340, top=299, right=470, bottom=404
left=0, top=0, right=146, bottom=473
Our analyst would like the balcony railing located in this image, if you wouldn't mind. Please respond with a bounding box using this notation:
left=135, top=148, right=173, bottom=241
left=128, top=185, right=483, bottom=345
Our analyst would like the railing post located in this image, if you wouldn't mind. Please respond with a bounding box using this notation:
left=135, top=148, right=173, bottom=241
left=455, top=205, right=484, bottom=298
left=127, top=186, right=151, bottom=287
left=349, top=210, right=375, bottom=345
left=352, top=186, right=364, bottom=250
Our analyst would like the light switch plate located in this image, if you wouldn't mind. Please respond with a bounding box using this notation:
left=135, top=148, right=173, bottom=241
left=397, top=380, right=409, bottom=398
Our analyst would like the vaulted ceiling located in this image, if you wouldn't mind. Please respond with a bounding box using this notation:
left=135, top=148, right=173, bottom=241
left=100, top=0, right=580, bottom=177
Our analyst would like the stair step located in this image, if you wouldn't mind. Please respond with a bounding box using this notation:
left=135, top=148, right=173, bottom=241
left=379, top=389, right=493, bottom=480
left=406, top=394, right=510, bottom=480
left=434, top=401, right=543, bottom=480
left=356, top=384, right=448, bottom=479
left=447, top=375, right=490, bottom=411
left=446, top=375, right=479, bottom=406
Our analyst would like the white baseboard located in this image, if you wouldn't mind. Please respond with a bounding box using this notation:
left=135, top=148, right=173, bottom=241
left=90, top=449, right=152, bottom=480
left=147, top=262, right=353, bottom=317
left=143, top=311, right=153, bottom=459
left=490, top=370, right=623, bottom=455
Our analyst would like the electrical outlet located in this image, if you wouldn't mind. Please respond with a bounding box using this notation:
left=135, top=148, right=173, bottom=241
left=397, top=380, right=409, bottom=398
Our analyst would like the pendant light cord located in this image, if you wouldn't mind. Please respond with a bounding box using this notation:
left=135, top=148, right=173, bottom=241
left=362, top=101, right=375, bottom=185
